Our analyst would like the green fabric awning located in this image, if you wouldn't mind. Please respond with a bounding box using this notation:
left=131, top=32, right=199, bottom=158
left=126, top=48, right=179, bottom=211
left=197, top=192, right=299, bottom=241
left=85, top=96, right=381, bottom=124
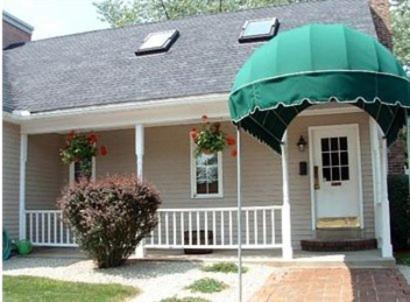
left=229, top=24, right=410, bottom=153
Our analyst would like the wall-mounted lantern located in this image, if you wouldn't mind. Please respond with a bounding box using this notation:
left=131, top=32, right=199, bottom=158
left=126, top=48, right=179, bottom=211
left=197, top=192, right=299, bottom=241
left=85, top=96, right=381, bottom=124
left=297, top=135, right=307, bottom=152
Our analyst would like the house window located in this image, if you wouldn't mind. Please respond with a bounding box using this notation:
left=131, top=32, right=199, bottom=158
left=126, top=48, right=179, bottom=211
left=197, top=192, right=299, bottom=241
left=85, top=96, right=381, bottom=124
left=135, top=29, right=179, bottom=56
left=191, top=145, right=223, bottom=198
left=69, top=157, right=96, bottom=184
left=238, top=18, right=279, bottom=43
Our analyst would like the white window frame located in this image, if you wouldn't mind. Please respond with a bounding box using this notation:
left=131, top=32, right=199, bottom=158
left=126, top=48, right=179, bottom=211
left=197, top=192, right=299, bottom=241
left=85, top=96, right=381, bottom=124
left=190, top=141, right=223, bottom=199
left=69, top=157, right=96, bottom=185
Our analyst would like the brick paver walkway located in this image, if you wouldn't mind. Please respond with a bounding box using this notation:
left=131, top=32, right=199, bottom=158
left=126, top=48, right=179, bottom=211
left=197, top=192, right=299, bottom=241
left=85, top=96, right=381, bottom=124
left=250, top=268, right=410, bottom=302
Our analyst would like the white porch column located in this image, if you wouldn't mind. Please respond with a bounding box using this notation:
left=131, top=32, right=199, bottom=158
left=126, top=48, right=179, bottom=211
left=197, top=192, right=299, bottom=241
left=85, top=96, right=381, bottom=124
left=369, top=119, right=382, bottom=248
left=19, top=133, right=28, bottom=240
left=281, top=132, right=293, bottom=259
left=380, top=137, right=393, bottom=258
left=135, top=124, right=146, bottom=258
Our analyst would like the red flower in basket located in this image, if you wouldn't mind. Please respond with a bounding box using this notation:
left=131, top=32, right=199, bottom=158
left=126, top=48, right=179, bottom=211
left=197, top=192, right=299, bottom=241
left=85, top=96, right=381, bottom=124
left=100, top=145, right=108, bottom=156
left=190, top=128, right=198, bottom=141
left=87, top=133, right=98, bottom=144
left=226, top=136, right=236, bottom=146
left=67, top=130, right=75, bottom=141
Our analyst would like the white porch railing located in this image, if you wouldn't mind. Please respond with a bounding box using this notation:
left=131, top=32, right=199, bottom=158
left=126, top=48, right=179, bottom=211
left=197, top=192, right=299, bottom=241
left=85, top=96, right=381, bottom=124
left=25, top=206, right=282, bottom=249
left=146, top=206, right=282, bottom=249
left=25, top=210, right=76, bottom=247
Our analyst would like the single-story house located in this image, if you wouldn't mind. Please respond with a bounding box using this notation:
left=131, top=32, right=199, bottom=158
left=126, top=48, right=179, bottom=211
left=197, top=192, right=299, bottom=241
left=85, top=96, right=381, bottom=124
left=3, top=0, right=409, bottom=260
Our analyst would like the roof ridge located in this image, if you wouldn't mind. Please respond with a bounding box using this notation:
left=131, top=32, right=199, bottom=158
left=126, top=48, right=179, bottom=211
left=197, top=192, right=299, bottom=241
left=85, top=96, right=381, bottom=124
left=20, top=0, right=334, bottom=45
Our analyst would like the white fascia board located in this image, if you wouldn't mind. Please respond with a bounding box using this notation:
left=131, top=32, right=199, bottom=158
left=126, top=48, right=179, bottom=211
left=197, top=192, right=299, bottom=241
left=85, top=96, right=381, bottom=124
left=3, top=112, right=19, bottom=124
left=19, top=93, right=231, bottom=134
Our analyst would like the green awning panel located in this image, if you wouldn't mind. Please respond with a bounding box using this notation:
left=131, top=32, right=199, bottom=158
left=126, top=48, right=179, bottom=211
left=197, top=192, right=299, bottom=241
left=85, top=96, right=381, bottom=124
left=229, top=24, right=410, bottom=153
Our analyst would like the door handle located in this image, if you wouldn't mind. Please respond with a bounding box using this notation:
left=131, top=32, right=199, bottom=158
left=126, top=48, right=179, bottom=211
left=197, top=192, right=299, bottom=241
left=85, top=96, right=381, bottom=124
left=314, top=166, right=320, bottom=190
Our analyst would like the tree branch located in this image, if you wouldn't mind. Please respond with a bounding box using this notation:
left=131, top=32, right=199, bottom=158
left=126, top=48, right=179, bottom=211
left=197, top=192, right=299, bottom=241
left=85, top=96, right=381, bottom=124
left=159, top=0, right=170, bottom=20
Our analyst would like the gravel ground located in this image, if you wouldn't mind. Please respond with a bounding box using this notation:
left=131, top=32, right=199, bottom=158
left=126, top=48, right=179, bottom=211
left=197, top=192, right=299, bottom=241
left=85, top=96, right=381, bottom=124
left=3, top=257, right=279, bottom=302
left=399, top=265, right=410, bottom=284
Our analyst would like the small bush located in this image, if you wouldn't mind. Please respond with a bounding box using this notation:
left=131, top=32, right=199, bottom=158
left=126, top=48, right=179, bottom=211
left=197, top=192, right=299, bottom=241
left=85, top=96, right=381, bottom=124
left=388, top=175, right=410, bottom=250
left=395, top=252, right=410, bottom=266
left=186, top=278, right=228, bottom=293
left=58, top=175, right=161, bottom=268
left=160, top=297, right=210, bottom=302
left=202, top=262, right=248, bottom=273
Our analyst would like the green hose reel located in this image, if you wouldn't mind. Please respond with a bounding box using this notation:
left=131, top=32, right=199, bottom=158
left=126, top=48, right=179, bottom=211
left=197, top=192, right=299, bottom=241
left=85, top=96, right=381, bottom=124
left=15, top=240, right=32, bottom=255
left=3, top=230, right=12, bottom=260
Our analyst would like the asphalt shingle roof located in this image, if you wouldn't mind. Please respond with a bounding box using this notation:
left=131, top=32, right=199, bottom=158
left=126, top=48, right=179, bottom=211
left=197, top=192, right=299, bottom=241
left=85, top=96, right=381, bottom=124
left=3, top=0, right=377, bottom=113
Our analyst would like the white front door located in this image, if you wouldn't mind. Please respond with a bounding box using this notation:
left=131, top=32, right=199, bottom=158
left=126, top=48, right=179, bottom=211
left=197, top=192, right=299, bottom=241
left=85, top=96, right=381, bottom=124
left=310, top=124, right=362, bottom=227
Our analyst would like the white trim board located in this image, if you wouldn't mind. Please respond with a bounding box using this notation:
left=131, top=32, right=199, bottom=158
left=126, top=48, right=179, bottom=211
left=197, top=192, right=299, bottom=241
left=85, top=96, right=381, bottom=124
left=6, top=93, right=368, bottom=134
left=308, top=123, right=364, bottom=230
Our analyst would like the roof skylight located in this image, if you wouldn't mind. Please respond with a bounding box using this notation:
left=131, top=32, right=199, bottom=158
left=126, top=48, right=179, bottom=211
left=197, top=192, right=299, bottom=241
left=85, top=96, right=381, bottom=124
left=238, top=18, right=279, bottom=43
left=135, top=29, right=179, bottom=56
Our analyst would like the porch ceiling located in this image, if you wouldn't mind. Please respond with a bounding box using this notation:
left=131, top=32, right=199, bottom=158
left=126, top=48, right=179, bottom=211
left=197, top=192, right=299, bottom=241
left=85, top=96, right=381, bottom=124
left=229, top=24, right=410, bottom=153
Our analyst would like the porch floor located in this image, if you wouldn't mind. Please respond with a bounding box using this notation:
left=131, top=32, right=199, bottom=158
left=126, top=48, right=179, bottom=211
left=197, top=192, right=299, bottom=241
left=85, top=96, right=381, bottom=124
left=25, top=247, right=395, bottom=268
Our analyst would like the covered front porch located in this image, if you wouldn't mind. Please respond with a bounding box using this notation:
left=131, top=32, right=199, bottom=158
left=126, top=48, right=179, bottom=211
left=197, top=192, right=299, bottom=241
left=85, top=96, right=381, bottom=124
left=18, top=103, right=392, bottom=260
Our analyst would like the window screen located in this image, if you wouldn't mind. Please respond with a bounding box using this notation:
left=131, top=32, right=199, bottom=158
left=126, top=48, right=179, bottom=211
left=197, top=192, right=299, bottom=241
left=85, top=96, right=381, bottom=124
left=195, top=152, right=220, bottom=196
left=74, top=159, right=92, bottom=182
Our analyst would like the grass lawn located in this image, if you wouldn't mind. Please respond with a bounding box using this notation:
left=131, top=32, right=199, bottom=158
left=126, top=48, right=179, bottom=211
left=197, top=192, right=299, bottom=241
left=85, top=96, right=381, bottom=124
left=3, top=275, right=139, bottom=302
left=186, top=277, right=227, bottom=294
left=201, top=262, right=248, bottom=273
left=395, top=251, right=410, bottom=266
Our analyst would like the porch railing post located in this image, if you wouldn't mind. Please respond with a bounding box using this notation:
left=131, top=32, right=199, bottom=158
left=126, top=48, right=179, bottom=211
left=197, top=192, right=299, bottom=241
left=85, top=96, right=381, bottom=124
left=380, top=138, right=393, bottom=258
left=19, top=133, right=28, bottom=240
left=281, top=131, right=293, bottom=259
left=135, top=124, right=146, bottom=258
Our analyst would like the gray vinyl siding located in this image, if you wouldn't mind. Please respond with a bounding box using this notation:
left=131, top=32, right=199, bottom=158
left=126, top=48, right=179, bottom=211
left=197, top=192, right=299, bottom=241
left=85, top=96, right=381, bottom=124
left=3, top=122, right=21, bottom=238
left=26, top=134, right=65, bottom=210
left=94, top=123, right=282, bottom=209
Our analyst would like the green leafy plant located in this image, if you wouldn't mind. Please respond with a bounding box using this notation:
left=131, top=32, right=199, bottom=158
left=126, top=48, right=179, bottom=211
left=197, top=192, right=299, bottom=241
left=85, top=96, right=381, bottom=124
left=57, top=175, right=161, bottom=268
left=186, top=278, right=228, bottom=293
left=160, top=297, right=210, bottom=302
left=60, top=131, right=108, bottom=179
left=395, top=252, right=410, bottom=266
left=388, top=175, right=410, bottom=250
left=201, top=262, right=248, bottom=273
left=190, top=115, right=236, bottom=156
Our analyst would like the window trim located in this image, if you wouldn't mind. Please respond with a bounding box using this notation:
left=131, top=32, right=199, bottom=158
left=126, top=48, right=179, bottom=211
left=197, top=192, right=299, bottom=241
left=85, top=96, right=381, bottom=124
left=135, top=29, right=179, bottom=56
left=190, top=141, right=223, bottom=199
left=238, top=17, right=279, bottom=43
left=69, top=157, right=96, bottom=185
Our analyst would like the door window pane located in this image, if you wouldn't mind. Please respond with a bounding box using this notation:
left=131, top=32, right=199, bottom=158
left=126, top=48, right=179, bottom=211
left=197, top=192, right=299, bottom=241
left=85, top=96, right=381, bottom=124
left=321, top=138, right=329, bottom=151
left=320, top=136, right=349, bottom=182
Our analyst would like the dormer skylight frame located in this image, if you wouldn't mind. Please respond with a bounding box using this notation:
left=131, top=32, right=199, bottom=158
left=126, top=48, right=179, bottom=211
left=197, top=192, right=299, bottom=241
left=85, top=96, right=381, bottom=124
left=238, top=17, right=279, bottom=43
left=135, top=29, right=179, bottom=56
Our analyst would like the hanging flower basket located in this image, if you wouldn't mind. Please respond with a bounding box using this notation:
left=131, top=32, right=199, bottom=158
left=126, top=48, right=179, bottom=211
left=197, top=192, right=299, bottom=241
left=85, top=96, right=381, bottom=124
left=190, top=115, right=237, bottom=156
left=60, top=131, right=108, bottom=179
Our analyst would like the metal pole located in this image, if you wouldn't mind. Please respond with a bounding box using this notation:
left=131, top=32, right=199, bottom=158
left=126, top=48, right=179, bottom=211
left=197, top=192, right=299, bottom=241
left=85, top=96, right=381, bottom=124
left=406, top=110, right=410, bottom=196
left=236, top=124, right=242, bottom=302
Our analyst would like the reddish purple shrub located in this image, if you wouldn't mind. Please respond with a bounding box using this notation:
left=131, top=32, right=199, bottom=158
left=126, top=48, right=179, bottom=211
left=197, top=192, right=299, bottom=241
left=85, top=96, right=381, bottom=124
left=57, top=175, right=161, bottom=268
